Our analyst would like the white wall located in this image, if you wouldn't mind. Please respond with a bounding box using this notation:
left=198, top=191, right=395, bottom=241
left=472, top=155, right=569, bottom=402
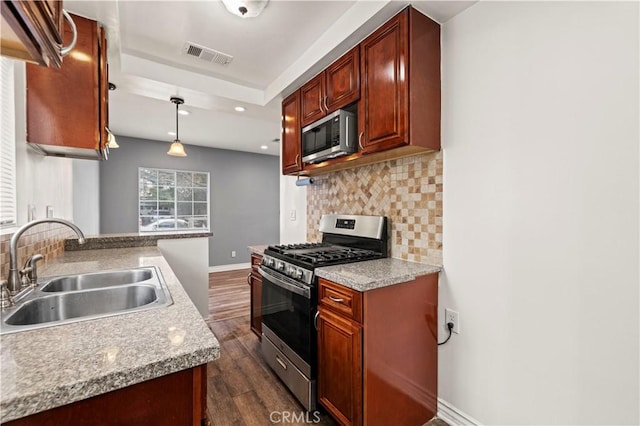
left=440, top=2, right=639, bottom=425
left=279, top=172, right=307, bottom=243
left=72, top=159, right=100, bottom=235
left=14, top=62, right=74, bottom=226
left=158, top=237, right=209, bottom=318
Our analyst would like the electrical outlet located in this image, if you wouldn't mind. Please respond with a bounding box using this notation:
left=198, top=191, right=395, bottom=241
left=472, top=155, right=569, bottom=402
left=445, top=308, right=460, bottom=334
left=289, top=209, right=296, bottom=221
left=46, top=206, right=54, bottom=218
left=231, top=251, right=236, bottom=258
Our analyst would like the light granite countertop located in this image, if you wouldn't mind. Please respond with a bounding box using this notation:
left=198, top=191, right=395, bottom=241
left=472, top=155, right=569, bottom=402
left=315, top=258, right=442, bottom=292
left=65, top=232, right=213, bottom=251
left=248, top=245, right=269, bottom=256
left=0, top=246, right=220, bottom=422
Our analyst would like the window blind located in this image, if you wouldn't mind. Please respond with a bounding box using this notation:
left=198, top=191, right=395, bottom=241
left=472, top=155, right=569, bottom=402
left=0, top=57, right=16, bottom=227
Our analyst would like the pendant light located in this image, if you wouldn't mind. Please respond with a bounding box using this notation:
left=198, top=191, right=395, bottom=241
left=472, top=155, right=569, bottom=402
left=167, top=96, right=187, bottom=157
left=106, top=128, right=119, bottom=148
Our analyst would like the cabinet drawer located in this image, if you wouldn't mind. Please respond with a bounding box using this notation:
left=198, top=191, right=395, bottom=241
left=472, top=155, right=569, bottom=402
left=251, top=253, right=263, bottom=272
left=318, top=278, right=363, bottom=323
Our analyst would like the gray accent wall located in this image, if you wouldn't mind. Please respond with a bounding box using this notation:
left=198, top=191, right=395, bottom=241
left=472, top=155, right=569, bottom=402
left=100, top=136, right=279, bottom=266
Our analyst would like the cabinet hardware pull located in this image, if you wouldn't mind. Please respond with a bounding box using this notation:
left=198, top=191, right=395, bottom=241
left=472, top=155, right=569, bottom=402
left=247, top=273, right=252, bottom=285
left=323, top=96, right=328, bottom=112
left=328, top=295, right=344, bottom=303
left=275, top=356, right=287, bottom=370
left=60, top=10, right=78, bottom=57
left=319, top=95, right=323, bottom=112
left=313, top=311, right=320, bottom=330
left=358, top=132, right=364, bottom=150
left=295, top=154, right=300, bottom=168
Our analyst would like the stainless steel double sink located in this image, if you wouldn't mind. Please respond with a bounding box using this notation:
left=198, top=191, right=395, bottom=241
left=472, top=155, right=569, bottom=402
left=0, top=267, right=173, bottom=335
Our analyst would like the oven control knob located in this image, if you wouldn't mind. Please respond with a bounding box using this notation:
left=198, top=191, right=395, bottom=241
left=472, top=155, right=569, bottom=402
left=295, top=269, right=303, bottom=279
left=267, top=258, right=274, bottom=267
left=276, top=261, right=284, bottom=271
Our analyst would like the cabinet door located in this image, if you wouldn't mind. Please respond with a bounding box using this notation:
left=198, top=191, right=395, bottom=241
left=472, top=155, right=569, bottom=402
left=98, top=25, right=109, bottom=152
left=358, top=9, right=409, bottom=154
left=248, top=272, right=262, bottom=339
left=26, top=14, right=100, bottom=150
left=300, top=74, right=326, bottom=127
left=1, top=0, right=64, bottom=67
left=281, top=90, right=302, bottom=174
left=325, top=46, right=360, bottom=112
left=318, top=306, right=362, bottom=426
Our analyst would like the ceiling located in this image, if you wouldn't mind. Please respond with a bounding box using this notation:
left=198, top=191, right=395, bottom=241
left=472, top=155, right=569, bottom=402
left=65, top=1, right=477, bottom=157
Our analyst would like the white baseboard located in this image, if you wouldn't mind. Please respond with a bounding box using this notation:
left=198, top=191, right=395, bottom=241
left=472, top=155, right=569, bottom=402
left=438, top=398, right=481, bottom=426
left=208, top=262, right=251, bottom=273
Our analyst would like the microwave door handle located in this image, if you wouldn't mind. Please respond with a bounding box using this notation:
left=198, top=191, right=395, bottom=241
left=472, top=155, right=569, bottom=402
left=259, top=267, right=311, bottom=299
left=346, top=115, right=350, bottom=147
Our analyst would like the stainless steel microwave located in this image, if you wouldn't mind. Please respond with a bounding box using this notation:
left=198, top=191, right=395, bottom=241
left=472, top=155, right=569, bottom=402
left=301, top=109, right=357, bottom=164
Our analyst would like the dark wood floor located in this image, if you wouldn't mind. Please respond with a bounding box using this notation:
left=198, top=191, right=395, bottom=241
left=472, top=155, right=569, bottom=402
left=205, top=269, right=337, bottom=426
left=208, top=269, right=251, bottom=321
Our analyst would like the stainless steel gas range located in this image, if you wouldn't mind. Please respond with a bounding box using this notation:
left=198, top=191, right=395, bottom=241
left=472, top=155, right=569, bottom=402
left=259, top=214, right=388, bottom=411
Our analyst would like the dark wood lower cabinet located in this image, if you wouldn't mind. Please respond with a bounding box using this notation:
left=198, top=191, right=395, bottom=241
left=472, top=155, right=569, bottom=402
left=317, top=274, right=438, bottom=426
left=249, top=272, right=262, bottom=339
left=249, top=253, right=263, bottom=339
left=318, top=306, right=363, bottom=426
left=5, top=365, right=207, bottom=426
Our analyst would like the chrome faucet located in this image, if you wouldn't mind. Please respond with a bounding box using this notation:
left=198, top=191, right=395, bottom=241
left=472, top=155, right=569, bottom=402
left=7, top=218, right=86, bottom=294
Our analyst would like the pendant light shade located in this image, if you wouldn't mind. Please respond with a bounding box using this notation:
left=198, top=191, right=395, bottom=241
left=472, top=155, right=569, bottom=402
left=168, top=140, right=187, bottom=157
left=106, top=128, right=119, bottom=148
left=168, top=96, right=188, bottom=157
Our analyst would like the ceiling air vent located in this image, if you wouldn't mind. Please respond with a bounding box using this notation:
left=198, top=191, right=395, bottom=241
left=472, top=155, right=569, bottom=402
left=182, top=42, right=233, bottom=66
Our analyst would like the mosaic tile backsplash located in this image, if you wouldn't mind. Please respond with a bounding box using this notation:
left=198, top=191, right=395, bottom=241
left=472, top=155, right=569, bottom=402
left=0, top=224, right=76, bottom=279
left=307, top=151, right=443, bottom=265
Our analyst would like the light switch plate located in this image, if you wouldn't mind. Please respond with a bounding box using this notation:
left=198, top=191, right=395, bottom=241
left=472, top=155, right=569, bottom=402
left=46, top=206, right=54, bottom=218
left=28, top=205, right=36, bottom=221
left=289, top=210, right=296, bottom=221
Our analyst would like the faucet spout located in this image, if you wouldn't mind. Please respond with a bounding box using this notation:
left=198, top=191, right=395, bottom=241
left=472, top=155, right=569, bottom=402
left=8, top=218, right=86, bottom=293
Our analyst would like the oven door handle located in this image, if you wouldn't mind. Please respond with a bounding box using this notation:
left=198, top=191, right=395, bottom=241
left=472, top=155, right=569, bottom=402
left=258, top=267, right=311, bottom=299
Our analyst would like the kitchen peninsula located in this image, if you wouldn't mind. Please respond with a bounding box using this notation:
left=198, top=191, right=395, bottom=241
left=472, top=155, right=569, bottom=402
left=0, top=245, right=219, bottom=424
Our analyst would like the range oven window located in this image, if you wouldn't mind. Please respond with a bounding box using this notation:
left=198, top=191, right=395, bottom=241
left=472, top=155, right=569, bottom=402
left=261, top=274, right=314, bottom=366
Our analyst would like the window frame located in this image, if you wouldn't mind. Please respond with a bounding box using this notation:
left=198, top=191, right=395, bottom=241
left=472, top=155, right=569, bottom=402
left=137, top=167, right=210, bottom=234
left=0, top=57, right=17, bottom=232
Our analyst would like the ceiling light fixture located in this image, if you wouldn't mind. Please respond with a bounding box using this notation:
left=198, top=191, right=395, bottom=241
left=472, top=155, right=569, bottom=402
left=178, top=109, right=190, bottom=116
left=221, top=0, right=269, bottom=18
left=168, top=131, right=176, bottom=136
left=260, top=145, right=268, bottom=150
left=235, top=106, right=246, bottom=112
left=167, top=97, right=187, bottom=157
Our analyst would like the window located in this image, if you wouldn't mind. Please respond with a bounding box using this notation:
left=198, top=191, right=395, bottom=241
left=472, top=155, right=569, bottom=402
left=138, top=167, right=209, bottom=233
left=0, top=57, right=16, bottom=228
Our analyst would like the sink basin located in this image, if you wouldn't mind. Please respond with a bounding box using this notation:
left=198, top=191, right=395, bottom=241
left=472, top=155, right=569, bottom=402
left=0, top=267, right=172, bottom=334
left=5, top=285, right=158, bottom=326
left=40, top=269, right=153, bottom=292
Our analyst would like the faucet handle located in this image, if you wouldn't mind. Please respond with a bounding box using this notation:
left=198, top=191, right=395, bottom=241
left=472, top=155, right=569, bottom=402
left=20, top=254, right=44, bottom=288
left=0, top=280, right=14, bottom=310
left=28, top=254, right=44, bottom=284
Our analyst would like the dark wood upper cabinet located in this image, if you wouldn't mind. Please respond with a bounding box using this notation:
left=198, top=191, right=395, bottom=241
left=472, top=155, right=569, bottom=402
left=300, top=46, right=360, bottom=128
left=359, top=7, right=440, bottom=155
left=281, top=90, right=303, bottom=174
left=26, top=13, right=109, bottom=160
left=282, top=6, right=440, bottom=177
left=1, top=0, right=65, bottom=67
left=300, top=73, right=326, bottom=127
